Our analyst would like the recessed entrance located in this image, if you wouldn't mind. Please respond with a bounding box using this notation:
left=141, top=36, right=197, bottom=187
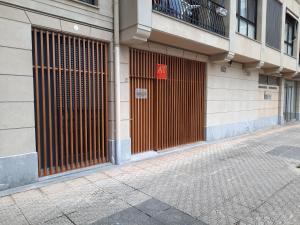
left=129, top=48, right=206, bottom=154
left=284, top=80, right=297, bottom=122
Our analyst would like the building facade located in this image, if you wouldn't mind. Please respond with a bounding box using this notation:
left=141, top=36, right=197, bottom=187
left=0, top=0, right=300, bottom=191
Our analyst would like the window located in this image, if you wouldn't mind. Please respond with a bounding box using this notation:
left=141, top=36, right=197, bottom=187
left=266, top=0, right=282, bottom=50
left=236, top=0, right=257, bottom=39
left=284, top=14, right=297, bottom=56
left=79, top=0, right=96, bottom=5
left=259, top=75, right=280, bottom=86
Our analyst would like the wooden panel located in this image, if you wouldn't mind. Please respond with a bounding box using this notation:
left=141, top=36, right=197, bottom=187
left=130, top=48, right=205, bottom=154
left=32, top=28, right=108, bottom=176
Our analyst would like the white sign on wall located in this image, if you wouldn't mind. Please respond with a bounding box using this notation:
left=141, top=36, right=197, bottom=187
left=135, top=88, right=148, bottom=99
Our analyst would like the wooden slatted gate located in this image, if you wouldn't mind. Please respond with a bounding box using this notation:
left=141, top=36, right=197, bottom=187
left=32, top=28, right=108, bottom=176
left=130, top=48, right=205, bottom=154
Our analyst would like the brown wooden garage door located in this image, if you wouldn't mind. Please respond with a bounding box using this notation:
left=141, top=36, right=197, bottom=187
left=130, top=48, right=205, bottom=154
left=32, top=28, right=108, bottom=176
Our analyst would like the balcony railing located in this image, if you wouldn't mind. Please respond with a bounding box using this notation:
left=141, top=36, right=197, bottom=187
left=152, top=0, right=226, bottom=36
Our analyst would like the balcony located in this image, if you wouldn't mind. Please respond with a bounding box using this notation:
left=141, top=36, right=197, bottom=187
left=152, top=0, right=227, bottom=36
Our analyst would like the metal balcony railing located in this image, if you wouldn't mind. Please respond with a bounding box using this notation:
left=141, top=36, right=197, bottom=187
left=152, top=0, right=226, bottom=36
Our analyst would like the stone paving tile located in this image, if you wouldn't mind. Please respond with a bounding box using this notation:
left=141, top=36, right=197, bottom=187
left=118, top=189, right=152, bottom=206
left=67, top=197, right=131, bottom=225
left=1, top=124, right=300, bottom=225
left=0, top=204, right=29, bottom=225
left=135, top=198, right=171, bottom=216
left=41, top=181, right=96, bottom=215
left=93, top=206, right=164, bottom=225
left=44, top=216, right=74, bottom=225
left=197, top=209, right=240, bottom=225
left=154, top=207, right=196, bottom=225
left=0, top=195, right=14, bottom=210
left=12, top=189, right=63, bottom=225
left=85, top=172, right=110, bottom=182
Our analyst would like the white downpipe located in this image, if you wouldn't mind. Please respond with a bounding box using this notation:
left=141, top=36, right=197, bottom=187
left=114, top=0, right=121, bottom=164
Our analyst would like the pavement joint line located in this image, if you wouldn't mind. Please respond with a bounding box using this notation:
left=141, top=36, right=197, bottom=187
left=63, top=212, right=77, bottom=225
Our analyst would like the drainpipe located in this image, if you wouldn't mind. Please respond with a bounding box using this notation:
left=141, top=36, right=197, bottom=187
left=114, top=0, right=121, bottom=164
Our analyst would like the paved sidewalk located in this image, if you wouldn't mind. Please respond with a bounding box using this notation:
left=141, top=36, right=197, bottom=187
left=1, top=125, right=300, bottom=225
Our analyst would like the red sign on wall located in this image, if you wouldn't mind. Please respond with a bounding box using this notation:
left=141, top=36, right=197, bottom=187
left=156, top=64, right=168, bottom=80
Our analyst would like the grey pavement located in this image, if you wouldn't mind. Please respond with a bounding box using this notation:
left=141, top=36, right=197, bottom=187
left=1, top=124, right=300, bottom=225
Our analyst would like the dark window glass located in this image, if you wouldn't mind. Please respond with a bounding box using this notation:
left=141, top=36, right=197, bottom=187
left=259, top=75, right=280, bottom=86
left=266, top=0, right=282, bottom=50
left=79, top=0, right=96, bottom=5
left=236, top=0, right=257, bottom=39
left=259, top=75, right=268, bottom=85
left=284, top=14, right=297, bottom=56
left=268, top=76, right=280, bottom=86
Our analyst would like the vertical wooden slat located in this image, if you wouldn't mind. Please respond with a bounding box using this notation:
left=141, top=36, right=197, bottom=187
left=52, top=32, right=59, bottom=172
left=83, top=39, right=88, bottom=166
left=63, top=35, right=69, bottom=170
left=92, top=41, right=97, bottom=163
left=46, top=31, right=53, bottom=174
left=40, top=31, right=48, bottom=176
left=100, top=43, right=105, bottom=161
left=68, top=36, right=74, bottom=169
left=58, top=33, right=64, bottom=172
left=78, top=38, right=84, bottom=167
left=136, top=50, right=140, bottom=153
left=88, top=40, right=92, bottom=164
left=73, top=37, right=79, bottom=168
left=96, top=43, right=101, bottom=162
left=105, top=44, right=109, bottom=161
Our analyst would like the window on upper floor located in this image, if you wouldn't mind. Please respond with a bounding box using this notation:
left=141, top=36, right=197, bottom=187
left=284, top=13, right=297, bottom=56
left=259, top=75, right=280, bottom=86
left=79, top=0, right=96, bottom=5
left=266, top=0, right=282, bottom=50
left=236, top=0, right=257, bottom=39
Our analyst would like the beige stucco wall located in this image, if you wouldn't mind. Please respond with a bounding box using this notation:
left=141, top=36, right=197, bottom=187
left=206, top=63, right=280, bottom=129
left=108, top=45, right=131, bottom=141
left=0, top=1, right=113, bottom=157
left=234, top=34, right=262, bottom=61
left=0, top=6, right=34, bottom=157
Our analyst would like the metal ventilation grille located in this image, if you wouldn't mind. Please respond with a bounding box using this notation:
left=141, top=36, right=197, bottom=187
left=32, top=28, right=108, bottom=176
